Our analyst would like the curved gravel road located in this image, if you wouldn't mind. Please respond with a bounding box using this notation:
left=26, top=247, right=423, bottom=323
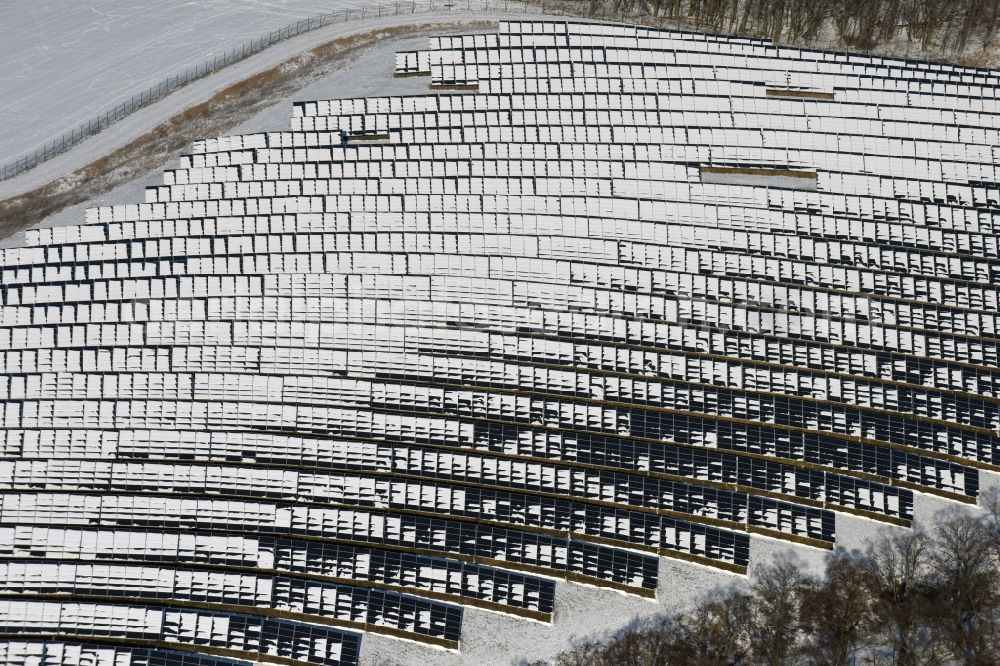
left=0, top=3, right=544, bottom=201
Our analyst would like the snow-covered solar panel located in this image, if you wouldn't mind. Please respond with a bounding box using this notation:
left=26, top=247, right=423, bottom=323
left=1, top=17, right=998, bottom=666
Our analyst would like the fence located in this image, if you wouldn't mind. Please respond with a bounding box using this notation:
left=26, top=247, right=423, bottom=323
left=0, top=0, right=683, bottom=183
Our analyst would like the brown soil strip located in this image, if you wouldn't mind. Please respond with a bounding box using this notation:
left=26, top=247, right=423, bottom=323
left=766, top=88, right=836, bottom=100
left=0, top=20, right=496, bottom=242
left=430, top=82, right=480, bottom=90
left=346, top=132, right=392, bottom=142
left=701, top=165, right=818, bottom=179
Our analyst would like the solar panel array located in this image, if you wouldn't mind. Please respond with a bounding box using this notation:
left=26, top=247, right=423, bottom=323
left=1, top=18, right=999, bottom=666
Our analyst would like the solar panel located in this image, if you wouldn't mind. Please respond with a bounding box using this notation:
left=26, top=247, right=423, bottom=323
left=1, top=18, right=998, bottom=666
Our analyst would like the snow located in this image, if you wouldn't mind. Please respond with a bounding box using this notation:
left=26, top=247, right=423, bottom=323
left=3, top=13, right=996, bottom=666
left=0, top=4, right=538, bottom=205
left=0, top=21, right=501, bottom=250
left=0, top=32, right=754, bottom=660
left=0, top=0, right=375, bottom=164
left=360, top=557, right=737, bottom=666
left=980, top=470, right=1000, bottom=499
left=227, top=34, right=441, bottom=136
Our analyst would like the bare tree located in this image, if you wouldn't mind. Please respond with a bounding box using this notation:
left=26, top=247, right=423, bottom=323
left=783, top=0, right=828, bottom=43
left=984, top=489, right=1000, bottom=546
left=595, top=616, right=674, bottom=666
left=547, top=507, right=1000, bottom=666
left=798, top=551, right=873, bottom=665
left=551, top=599, right=754, bottom=666
left=668, top=592, right=754, bottom=665
left=925, top=512, right=1000, bottom=665
left=586, top=0, right=1000, bottom=55
left=749, top=558, right=806, bottom=666
left=858, top=530, right=941, bottom=665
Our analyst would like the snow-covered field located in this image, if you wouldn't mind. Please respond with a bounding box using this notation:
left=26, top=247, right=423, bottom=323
left=0, top=0, right=383, bottom=164
left=1, top=31, right=445, bottom=250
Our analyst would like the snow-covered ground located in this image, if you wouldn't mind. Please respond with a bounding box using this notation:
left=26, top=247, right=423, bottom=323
left=0, top=6, right=532, bottom=205
left=3, top=30, right=447, bottom=250
left=0, top=0, right=400, bottom=165
left=360, top=472, right=1000, bottom=666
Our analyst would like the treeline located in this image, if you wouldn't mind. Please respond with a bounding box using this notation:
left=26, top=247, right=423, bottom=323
left=536, top=495, right=1000, bottom=666
left=585, top=0, right=1000, bottom=52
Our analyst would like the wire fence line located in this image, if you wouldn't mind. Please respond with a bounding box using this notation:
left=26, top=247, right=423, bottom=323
left=0, top=0, right=491, bottom=182
left=0, top=0, right=655, bottom=183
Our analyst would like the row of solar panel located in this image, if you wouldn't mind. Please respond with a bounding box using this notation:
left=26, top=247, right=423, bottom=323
left=288, top=92, right=995, bottom=139
left=0, top=454, right=833, bottom=540
left=5, top=287, right=998, bottom=395
left=422, top=42, right=984, bottom=84
left=0, top=601, right=359, bottom=665
left=65, top=172, right=991, bottom=230
left=300, top=83, right=999, bottom=125
left=291, top=116, right=998, bottom=160
left=1, top=351, right=993, bottom=460
left=6, top=269, right=996, bottom=371
left=0, top=493, right=662, bottom=589
left=23, top=213, right=1000, bottom=268
left=139, top=164, right=995, bottom=202
left=473, top=21, right=999, bottom=82
left=0, top=560, right=464, bottom=642
left=295, top=90, right=998, bottom=132
left=7, top=249, right=999, bottom=323
left=3, top=298, right=996, bottom=403
left=55, top=217, right=987, bottom=286
left=228, top=140, right=999, bottom=195
left=439, top=72, right=1000, bottom=117
left=3, top=364, right=993, bottom=460
left=0, top=526, right=556, bottom=614
left=454, top=21, right=1000, bottom=81
left=7, top=235, right=999, bottom=321
left=431, top=60, right=1000, bottom=108
left=0, top=423, right=910, bottom=510
left=0, top=641, right=254, bottom=666
left=19, top=206, right=1000, bottom=267
left=67, top=174, right=993, bottom=232
left=6, top=255, right=1000, bottom=341
left=6, top=338, right=993, bottom=425
left=0, top=392, right=976, bottom=502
